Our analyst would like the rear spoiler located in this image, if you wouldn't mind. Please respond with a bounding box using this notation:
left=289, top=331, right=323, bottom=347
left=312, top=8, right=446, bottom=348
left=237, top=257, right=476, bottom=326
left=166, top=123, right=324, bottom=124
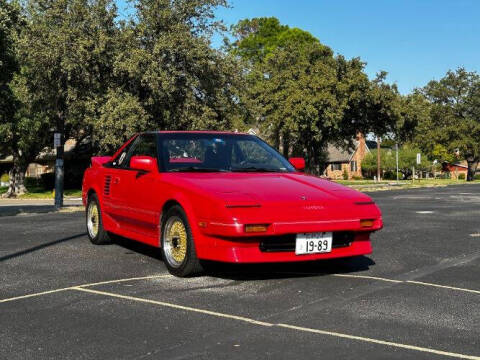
left=91, top=156, right=112, bottom=168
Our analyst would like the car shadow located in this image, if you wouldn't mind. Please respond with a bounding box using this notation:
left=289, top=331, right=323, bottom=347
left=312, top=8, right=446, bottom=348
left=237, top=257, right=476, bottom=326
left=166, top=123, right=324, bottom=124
left=112, top=235, right=163, bottom=261
left=202, top=256, right=376, bottom=281
left=111, top=235, right=375, bottom=280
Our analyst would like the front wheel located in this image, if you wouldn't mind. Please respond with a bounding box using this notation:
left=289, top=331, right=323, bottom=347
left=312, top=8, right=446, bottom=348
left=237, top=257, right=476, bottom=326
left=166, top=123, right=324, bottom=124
left=86, top=193, right=111, bottom=245
left=160, top=205, right=203, bottom=277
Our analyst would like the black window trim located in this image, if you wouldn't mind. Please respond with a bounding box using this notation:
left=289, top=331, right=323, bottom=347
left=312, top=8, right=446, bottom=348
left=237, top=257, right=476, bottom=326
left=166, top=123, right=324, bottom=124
left=105, top=133, right=161, bottom=173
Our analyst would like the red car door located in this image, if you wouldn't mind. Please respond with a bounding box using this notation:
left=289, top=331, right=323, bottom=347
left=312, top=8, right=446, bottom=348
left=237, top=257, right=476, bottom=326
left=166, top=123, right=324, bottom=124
left=119, top=134, right=161, bottom=242
left=100, top=137, right=139, bottom=225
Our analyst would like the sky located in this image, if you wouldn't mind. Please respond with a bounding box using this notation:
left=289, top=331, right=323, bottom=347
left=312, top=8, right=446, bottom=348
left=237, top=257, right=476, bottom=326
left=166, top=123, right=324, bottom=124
left=116, top=0, right=480, bottom=95
left=214, top=0, right=480, bottom=94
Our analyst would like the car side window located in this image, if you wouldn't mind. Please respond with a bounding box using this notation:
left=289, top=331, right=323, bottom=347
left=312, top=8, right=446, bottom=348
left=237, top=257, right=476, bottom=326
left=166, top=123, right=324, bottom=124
left=125, top=134, right=158, bottom=168
left=110, top=137, right=137, bottom=168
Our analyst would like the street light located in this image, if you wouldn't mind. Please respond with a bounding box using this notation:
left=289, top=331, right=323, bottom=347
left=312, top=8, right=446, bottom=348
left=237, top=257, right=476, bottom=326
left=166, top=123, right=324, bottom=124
left=396, top=143, right=399, bottom=183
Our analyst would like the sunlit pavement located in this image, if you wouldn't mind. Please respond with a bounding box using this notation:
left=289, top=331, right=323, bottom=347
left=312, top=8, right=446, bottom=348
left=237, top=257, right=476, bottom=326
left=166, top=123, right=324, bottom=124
left=1, top=184, right=479, bottom=360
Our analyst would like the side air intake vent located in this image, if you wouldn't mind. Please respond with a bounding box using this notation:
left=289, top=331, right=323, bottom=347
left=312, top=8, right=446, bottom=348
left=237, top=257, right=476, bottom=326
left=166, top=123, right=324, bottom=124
left=104, top=175, right=112, bottom=196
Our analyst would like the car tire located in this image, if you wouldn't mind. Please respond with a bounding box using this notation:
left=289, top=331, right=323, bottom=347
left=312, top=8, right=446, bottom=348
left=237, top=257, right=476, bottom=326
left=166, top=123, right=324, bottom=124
left=86, top=193, right=111, bottom=245
left=160, top=205, right=203, bottom=277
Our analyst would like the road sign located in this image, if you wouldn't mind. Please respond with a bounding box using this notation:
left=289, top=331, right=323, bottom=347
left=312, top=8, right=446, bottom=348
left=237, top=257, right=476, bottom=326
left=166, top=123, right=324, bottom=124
left=416, top=153, right=421, bottom=165
left=54, top=133, right=61, bottom=148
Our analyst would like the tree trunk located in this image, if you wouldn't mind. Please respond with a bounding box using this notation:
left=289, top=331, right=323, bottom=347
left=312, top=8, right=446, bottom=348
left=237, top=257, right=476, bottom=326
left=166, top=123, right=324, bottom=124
left=466, top=158, right=479, bottom=181
left=282, top=132, right=290, bottom=158
left=3, top=156, right=28, bottom=198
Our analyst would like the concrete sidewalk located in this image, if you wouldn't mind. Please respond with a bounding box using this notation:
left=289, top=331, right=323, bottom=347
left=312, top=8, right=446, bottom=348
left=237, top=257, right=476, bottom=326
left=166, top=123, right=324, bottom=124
left=0, top=198, right=83, bottom=216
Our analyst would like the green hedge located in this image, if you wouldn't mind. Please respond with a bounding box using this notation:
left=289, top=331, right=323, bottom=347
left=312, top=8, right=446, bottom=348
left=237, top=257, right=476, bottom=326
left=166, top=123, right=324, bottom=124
left=0, top=173, right=9, bottom=183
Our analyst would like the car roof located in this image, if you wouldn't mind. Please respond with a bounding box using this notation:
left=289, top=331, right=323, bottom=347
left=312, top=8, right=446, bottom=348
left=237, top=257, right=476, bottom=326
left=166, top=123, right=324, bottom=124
left=144, top=130, right=250, bottom=136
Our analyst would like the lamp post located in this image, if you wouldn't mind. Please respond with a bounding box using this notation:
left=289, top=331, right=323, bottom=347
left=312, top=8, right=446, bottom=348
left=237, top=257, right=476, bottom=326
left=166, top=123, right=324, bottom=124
left=396, top=143, right=399, bottom=183
left=376, top=137, right=381, bottom=182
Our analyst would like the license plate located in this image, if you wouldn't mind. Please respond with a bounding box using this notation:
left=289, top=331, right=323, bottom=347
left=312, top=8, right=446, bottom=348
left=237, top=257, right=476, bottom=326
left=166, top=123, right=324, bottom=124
left=295, top=232, right=332, bottom=255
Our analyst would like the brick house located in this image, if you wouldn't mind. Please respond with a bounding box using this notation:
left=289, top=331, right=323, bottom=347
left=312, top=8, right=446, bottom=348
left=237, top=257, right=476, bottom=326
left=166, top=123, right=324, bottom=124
left=442, top=161, right=468, bottom=179
left=324, top=134, right=376, bottom=180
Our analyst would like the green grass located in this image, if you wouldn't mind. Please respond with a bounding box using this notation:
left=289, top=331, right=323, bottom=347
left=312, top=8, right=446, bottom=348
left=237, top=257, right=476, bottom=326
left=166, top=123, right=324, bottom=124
left=0, top=185, right=81, bottom=199
left=335, top=178, right=480, bottom=191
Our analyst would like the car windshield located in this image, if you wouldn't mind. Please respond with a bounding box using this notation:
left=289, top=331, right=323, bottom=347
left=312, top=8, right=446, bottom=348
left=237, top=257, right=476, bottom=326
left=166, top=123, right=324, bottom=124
left=159, top=133, right=295, bottom=173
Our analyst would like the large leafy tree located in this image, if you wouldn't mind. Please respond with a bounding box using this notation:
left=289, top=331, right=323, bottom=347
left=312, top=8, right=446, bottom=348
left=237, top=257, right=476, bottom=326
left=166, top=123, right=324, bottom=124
left=0, top=0, right=119, bottom=197
left=415, top=68, right=480, bottom=180
left=20, top=0, right=119, bottom=145
left=0, top=0, right=39, bottom=197
left=229, top=17, right=400, bottom=173
left=99, top=0, right=243, bottom=150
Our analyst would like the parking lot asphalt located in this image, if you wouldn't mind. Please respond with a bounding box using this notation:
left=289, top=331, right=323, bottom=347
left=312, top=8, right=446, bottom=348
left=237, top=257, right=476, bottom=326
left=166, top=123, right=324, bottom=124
left=1, top=184, right=479, bottom=360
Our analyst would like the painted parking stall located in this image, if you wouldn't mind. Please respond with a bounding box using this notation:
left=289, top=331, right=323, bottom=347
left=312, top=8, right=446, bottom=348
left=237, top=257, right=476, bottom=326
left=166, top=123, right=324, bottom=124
left=1, top=184, right=480, bottom=359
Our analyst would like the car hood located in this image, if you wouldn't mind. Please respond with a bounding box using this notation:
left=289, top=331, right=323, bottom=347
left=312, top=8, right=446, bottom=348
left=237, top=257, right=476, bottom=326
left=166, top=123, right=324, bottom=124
left=168, top=172, right=379, bottom=223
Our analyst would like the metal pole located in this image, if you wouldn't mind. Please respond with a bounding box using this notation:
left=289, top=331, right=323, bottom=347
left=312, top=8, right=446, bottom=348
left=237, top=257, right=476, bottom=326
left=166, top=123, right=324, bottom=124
left=54, top=130, right=64, bottom=210
left=396, top=143, right=399, bottom=183
left=377, top=137, right=381, bottom=182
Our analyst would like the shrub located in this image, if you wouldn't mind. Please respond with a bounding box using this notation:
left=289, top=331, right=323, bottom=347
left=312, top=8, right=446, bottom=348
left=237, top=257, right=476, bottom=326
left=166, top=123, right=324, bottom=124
left=24, top=177, right=40, bottom=187
left=0, top=173, right=9, bottom=183
left=458, top=173, right=466, bottom=180
left=352, top=175, right=363, bottom=180
left=40, top=172, right=55, bottom=189
left=474, top=174, right=480, bottom=180
left=342, top=168, right=349, bottom=180
left=383, top=171, right=396, bottom=180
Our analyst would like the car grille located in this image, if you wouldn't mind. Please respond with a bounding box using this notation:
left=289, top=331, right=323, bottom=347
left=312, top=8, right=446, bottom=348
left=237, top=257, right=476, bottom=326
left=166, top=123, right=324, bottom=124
left=259, top=232, right=354, bottom=253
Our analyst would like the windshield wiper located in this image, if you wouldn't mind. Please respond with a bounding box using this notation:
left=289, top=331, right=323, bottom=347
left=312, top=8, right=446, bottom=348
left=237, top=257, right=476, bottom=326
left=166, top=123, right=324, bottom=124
left=169, top=166, right=229, bottom=172
left=231, top=167, right=284, bottom=172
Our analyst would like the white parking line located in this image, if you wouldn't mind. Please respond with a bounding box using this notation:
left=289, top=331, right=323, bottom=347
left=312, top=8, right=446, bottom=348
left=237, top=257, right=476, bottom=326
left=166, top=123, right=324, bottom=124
left=71, top=286, right=480, bottom=360
left=277, top=324, right=480, bottom=360
left=333, top=274, right=403, bottom=283
left=72, top=287, right=273, bottom=326
left=334, top=274, right=480, bottom=295
left=406, top=280, right=480, bottom=295
left=0, top=274, right=170, bottom=303
left=0, top=287, right=78, bottom=304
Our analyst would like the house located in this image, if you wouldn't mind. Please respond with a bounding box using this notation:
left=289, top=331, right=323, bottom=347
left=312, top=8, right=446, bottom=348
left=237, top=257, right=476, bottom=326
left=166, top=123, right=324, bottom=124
left=0, top=139, right=91, bottom=188
left=324, top=134, right=377, bottom=180
left=442, top=161, right=468, bottom=179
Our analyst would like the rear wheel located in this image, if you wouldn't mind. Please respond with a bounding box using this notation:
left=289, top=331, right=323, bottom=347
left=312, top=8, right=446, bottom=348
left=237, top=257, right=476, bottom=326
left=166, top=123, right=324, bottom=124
left=86, top=193, right=111, bottom=245
left=161, top=205, right=203, bottom=277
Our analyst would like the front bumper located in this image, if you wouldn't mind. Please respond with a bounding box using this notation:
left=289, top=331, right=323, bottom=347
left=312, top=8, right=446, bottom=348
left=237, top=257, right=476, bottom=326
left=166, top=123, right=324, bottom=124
left=195, top=231, right=373, bottom=263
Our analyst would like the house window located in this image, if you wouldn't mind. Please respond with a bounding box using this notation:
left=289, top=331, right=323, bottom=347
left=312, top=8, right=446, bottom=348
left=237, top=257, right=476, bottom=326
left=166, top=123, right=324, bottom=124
left=331, top=163, right=342, bottom=171
left=350, top=161, right=357, bottom=172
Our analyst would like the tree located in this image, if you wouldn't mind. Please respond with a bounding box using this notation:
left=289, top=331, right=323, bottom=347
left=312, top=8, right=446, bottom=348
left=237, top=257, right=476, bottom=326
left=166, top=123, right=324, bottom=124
left=102, top=0, right=243, bottom=150
left=6, top=0, right=119, bottom=198
left=415, top=68, right=480, bottom=181
left=0, top=0, right=34, bottom=197
left=362, top=146, right=430, bottom=179
left=229, top=17, right=400, bottom=173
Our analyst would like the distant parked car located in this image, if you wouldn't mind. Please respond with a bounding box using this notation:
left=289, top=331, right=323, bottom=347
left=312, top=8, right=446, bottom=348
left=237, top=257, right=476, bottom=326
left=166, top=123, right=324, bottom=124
left=82, top=131, right=383, bottom=276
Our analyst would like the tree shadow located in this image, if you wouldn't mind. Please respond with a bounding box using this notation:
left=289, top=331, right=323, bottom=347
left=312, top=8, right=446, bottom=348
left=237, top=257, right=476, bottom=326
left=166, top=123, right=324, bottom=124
left=0, top=233, right=87, bottom=262
left=111, top=235, right=375, bottom=281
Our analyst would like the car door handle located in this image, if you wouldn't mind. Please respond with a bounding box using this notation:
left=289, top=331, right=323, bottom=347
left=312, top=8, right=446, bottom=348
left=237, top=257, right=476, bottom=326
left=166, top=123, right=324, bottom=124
left=113, top=177, right=120, bottom=185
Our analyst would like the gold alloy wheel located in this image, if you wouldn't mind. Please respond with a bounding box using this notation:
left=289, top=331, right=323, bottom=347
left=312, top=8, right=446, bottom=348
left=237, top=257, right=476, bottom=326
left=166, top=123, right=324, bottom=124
left=87, top=201, right=100, bottom=239
left=163, top=216, right=188, bottom=268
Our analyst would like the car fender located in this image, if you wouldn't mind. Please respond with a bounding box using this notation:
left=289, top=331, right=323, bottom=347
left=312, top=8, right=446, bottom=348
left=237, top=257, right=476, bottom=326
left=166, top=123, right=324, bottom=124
left=159, top=191, right=202, bottom=246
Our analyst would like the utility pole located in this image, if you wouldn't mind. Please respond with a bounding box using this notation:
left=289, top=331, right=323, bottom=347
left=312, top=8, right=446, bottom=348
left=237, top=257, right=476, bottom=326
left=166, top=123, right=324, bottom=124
left=396, top=143, right=399, bottom=183
left=54, top=123, right=64, bottom=210
left=376, top=137, right=381, bottom=182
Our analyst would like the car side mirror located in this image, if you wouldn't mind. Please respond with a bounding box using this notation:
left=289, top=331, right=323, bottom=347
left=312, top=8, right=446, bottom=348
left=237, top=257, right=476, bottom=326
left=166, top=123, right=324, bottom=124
left=130, top=156, right=158, bottom=172
left=289, top=157, right=305, bottom=171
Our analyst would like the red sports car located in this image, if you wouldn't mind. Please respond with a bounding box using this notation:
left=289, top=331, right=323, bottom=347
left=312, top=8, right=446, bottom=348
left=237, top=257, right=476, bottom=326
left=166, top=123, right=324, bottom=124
left=82, top=131, right=382, bottom=276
